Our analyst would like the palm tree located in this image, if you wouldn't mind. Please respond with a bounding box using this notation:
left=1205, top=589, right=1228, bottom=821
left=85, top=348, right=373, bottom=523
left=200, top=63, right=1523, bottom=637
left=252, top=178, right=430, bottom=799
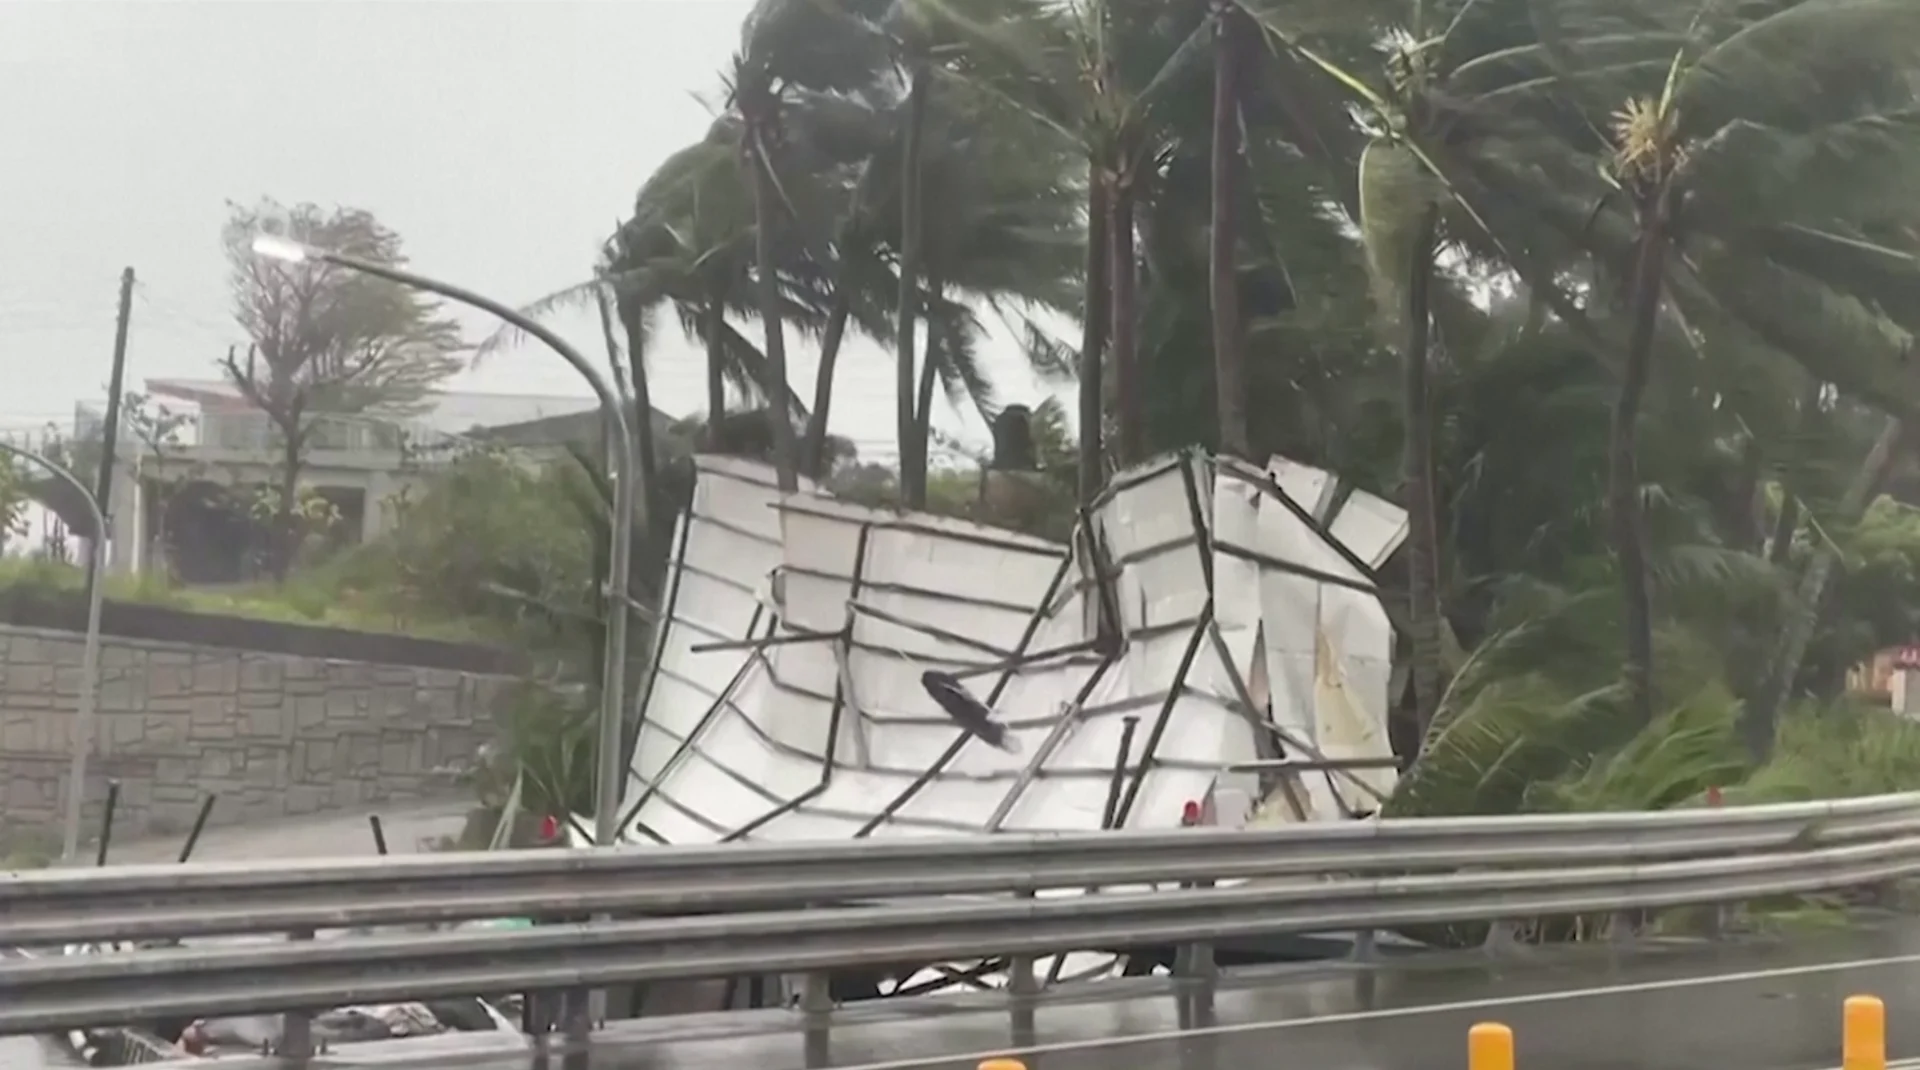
left=476, top=129, right=817, bottom=447
left=945, top=0, right=1219, bottom=491
left=1209, top=0, right=1251, bottom=459
left=902, top=87, right=1081, bottom=503
left=725, top=0, right=894, bottom=491
left=1564, top=0, right=1920, bottom=733
left=877, top=0, right=1077, bottom=507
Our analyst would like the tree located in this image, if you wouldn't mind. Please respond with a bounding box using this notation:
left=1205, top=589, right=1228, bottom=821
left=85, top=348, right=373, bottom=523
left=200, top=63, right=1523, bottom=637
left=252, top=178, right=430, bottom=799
left=0, top=456, right=28, bottom=556
left=491, top=0, right=1920, bottom=839
left=220, top=198, right=465, bottom=578
left=118, top=391, right=197, bottom=578
left=726, top=0, right=893, bottom=492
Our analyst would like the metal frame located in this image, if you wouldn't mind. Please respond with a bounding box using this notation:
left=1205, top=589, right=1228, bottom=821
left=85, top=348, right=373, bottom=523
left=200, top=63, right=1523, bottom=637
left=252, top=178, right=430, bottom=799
left=619, top=448, right=1408, bottom=858
left=857, top=555, right=1076, bottom=837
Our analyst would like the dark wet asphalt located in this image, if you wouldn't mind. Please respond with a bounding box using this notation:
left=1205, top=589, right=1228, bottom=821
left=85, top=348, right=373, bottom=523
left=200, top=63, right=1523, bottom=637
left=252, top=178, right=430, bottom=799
left=140, top=920, right=1920, bottom=1070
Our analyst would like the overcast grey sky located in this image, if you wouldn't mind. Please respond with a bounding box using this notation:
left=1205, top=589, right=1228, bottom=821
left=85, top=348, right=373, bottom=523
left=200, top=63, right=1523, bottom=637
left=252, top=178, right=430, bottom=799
left=0, top=0, right=1060, bottom=462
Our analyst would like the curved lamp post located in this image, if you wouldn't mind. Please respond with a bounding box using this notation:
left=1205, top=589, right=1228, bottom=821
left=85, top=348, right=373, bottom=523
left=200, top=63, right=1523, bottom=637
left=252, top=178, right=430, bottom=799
left=250, top=235, right=637, bottom=850
left=0, top=442, right=108, bottom=862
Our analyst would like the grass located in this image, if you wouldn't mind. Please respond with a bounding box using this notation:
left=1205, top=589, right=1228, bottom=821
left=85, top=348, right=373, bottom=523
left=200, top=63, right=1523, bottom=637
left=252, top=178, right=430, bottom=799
left=0, top=555, right=501, bottom=644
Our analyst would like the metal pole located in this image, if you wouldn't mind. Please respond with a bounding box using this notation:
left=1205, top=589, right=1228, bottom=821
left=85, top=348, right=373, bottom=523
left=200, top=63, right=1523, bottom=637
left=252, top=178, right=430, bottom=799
left=89, top=266, right=135, bottom=587
left=0, top=443, right=108, bottom=863
left=284, top=247, right=636, bottom=850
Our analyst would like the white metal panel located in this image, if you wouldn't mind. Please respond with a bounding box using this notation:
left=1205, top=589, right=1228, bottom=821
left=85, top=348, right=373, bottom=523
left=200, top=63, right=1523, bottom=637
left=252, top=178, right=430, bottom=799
left=619, top=450, right=1405, bottom=848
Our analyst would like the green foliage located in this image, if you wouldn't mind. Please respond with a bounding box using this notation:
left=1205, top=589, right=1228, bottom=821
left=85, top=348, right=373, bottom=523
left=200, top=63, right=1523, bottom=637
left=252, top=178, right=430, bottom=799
left=0, top=457, right=27, bottom=553
left=350, top=449, right=596, bottom=646
left=1738, top=701, right=1920, bottom=803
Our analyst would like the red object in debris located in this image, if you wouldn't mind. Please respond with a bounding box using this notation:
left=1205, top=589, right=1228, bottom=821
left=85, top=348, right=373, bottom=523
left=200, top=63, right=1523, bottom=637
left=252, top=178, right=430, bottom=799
left=1180, top=800, right=1202, bottom=826
left=539, top=814, right=559, bottom=841
left=1706, top=786, right=1723, bottom=808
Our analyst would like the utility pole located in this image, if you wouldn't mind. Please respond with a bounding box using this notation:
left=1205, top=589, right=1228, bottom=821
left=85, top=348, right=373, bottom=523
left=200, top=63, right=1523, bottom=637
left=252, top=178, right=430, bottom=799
left=87, top=267, right=135, bottom=585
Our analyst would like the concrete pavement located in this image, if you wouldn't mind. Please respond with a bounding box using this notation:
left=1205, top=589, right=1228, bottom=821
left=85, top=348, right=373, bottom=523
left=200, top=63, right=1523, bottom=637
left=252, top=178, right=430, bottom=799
left=7, top=799, right=478, bottom=1068
left=104, top=797, right=475, bottom=864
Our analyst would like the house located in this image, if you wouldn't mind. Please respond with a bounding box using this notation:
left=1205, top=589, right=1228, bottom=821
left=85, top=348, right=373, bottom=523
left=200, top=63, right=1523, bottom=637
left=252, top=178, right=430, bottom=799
left=94, top=379, right=666, bottom=582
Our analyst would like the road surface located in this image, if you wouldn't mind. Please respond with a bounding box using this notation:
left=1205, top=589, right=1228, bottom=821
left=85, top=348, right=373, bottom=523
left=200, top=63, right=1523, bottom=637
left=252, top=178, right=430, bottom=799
left=6, top=800, right=474, bottom=1069
left=104, top=797, right=474, bottom=864
left=127, top=916, right=1920, bottom=1069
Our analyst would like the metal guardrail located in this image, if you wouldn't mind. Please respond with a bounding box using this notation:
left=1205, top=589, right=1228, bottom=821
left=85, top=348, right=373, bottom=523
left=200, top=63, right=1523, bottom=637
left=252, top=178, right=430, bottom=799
left=1, top=794, right=1912, bottom=945
left=2, top=793, right=1918, bottom=1035
left=2, top=835, right=1918, bottom=1033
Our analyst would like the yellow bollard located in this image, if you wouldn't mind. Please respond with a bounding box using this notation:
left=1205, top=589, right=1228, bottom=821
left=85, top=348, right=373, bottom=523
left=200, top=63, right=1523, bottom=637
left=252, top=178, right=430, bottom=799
left=979, top=1061, right=1027, bottom=1070
left=1844, top=995, right=1887, bottom=1070
left=1468, top=1022, right=1515, bottom=1070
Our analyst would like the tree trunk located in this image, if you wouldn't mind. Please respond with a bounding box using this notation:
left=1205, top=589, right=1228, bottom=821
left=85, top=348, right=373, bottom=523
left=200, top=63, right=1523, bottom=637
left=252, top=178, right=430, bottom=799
left=1402, top=209, right=1445, bottom=739
left=1079, top=163, right=1111, bottom=507
left=1731, top=435, right=1765, bottom=552
left=1747, top=416, right=1907, bottom=758
left=1209, top=5, right=1249, bottom=460
left=1612, top=195, right=1671, bottom=730
left=908, top=283, right=943, bottom=509
left=1109, top=173, right=1142, bottom=466
left=613, top=297, right=663, bottom=536
left=896, top=66, right=931, bottom=506
left=747, top=121, right=798, bottom=492
left=271, top=423, right=303, bottom=582
left=703, top=299, right=727, bottom=451
left=1765, top=380, right=1824, bottom=564
left=1767, top=493, right=1801, bottom=565
left=803, top=292, right=853, bottom=478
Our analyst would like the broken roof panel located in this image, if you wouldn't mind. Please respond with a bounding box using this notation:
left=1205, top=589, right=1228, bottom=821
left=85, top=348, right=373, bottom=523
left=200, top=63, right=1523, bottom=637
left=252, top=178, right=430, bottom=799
left=614, top=449, right=1405, bottom=846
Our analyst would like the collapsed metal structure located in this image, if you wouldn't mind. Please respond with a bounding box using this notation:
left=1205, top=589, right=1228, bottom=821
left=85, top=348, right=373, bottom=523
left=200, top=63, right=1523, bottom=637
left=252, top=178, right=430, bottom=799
left=617, top=449, right=1408, bottom=846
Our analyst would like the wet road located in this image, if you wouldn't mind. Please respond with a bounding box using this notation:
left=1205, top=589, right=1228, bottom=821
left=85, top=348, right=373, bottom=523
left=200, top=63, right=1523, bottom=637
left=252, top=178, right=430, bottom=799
left=134, top=917, right=1920, bottom=1069
left=107, top=798, right=472, bottom=864
left=14, top=800, right=473, bottom=1069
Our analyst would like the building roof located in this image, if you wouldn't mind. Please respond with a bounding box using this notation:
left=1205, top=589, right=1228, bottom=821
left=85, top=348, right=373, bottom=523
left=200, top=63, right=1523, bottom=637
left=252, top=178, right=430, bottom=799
left=143, top=378, right=602, bottom=437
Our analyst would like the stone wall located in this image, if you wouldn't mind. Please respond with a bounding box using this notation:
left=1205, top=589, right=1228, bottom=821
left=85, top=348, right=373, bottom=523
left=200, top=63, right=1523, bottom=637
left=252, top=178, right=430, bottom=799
left=0, top=624, right=507, bottom=846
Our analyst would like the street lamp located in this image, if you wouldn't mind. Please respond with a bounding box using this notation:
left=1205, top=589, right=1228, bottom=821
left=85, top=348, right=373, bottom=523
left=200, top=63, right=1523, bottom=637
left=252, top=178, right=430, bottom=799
left=0, top=442, right=108, bottom=862
left=250, top=235, right=637, bottom=850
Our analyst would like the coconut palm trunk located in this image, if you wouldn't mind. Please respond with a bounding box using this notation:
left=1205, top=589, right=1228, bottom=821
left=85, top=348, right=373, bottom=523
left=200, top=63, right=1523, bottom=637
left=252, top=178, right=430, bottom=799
left=746, top=125, right=799, bottom=492
left=897, top=66, right=932, bottom=508
left=605, top=289, right=662, bottom=535
left=1748, top=416, right=1907, bottom=757
left=1080, top=164, right=1111, bottom=506
left=912, top=280, right=945, bottom=487
left=1612, top=191, right=1672, bottom=731
left=1110, top=173, right=1142, bottom=464
left=1209, top=2, right=1249, bottom=460
left=1402, top=209, right=1445, bottom=738
left=703, top=298, right=728, bottom=451
left=803, top=292, right=853, bottom=477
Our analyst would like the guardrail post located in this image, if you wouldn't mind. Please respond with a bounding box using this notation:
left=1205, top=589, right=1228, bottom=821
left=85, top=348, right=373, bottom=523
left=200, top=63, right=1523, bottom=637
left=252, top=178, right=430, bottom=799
left=1007, top=889, right=1038, bottom=998
left=1351, top=928, right=1377, bottom=962
left=562, top=986, right=591, bottom=1052
left=1608, top=910, right=1634, bottom=948
left=1008, top=890, right=1039, bottom=1048
left=801, top=970, right=833, bottom=1067
left=1483, top=919, right=1517, bottom=956
left=1176, top=875, right=1218, bottom=983
left=278, top=929, right=315, bottom=1063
